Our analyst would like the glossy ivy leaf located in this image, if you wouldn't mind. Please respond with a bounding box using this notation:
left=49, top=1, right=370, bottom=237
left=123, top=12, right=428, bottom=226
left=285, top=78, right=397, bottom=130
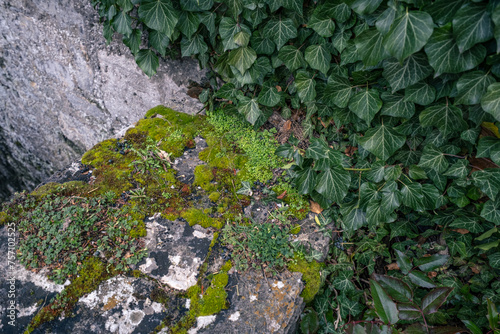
left=374, top=274, right=413, bottom=303
left=123, top=29, right=141, bottom=54
left=348, top=89, right=382, bottom=124
left=250, top=31, right=275, bottom=55
left=237, top=96, right=261, bottom=124
left=419, top=104, right=467, bottom=137
left=409, top=271, right=436, bottom=288
left=135, top=49, right=159, bottom=77
left=424, top=24, right=487, bottom=77
left=398, top=303, right=421, bottom=321
left=215, top=83, right=238, bottom=100
left=415, top=254, right=449, bottom=272
left=421, top=183, right=445, bottom=210
left=308, top=9, right=335, bottom=38
left=297, top=167, right=317, bottom=195
left=332, top=29, right=351, bottom=53
left=400, top=182, right=424, bottom=211
left=331, top=270, right=356, bottom=291
left=452, top=2, right=493, bottom=53
left=223, top=0, right=243, bottom=17
left=376, top=5, right=397, bottom=35
left=180, top=0, right=213, bottom=11
left=421, top=287, right=452, bottom=315
left=370, top=279, right=399, bottom=325
left=263, top=17, right=297, bottom=51
left=395, top=249, right=412, bottom=275
left=381, top=92, right=415, bottom=119
left=342, top=207, right=366, bottom=234
left=233, top=31, right=250, bottom=47
left=178, top=11, right=200, bottom=38
left=488, top=253, right=500, bottom=269
left=481, top=197, right=500, bottom=225
left=450, top=216, right=484, bottom=234
left=323, top=75, right=353, bottom=108
left=181, top=34, right=208, bottom=56
left=418, top=145, right=448, bottom=173
left=383, top=11, right=434, bottom=63
left=315, top=166, right=350, bottom=203
left=443, top=160, right=469, bottom=179
left=300, top=311, right=319, bottom=334
left=426, top=0, right=464, bottom=26
left=404, top=81, right=436, bottom=106
left=354, top=28, right=389, bottom=67
left=383, top=53, right=433, bottom=93
left=118, top=0, right=134, bottom=12
left=138, top=0, right=179, bottom=38
left=295, top=70, right=316, bottom=103
left=324, top=1, right=351, bottom=23
left=149, top=30, right=170, bottom=56
left=258, top=81, right=281, bottom=107
left=227, top=46, right=257, bottom=75
left=455, top=71, right=496, bottom=106
left=278, top=45, right=305, bottom=72
left=481, top=83, right=500, bottom=122
left=473, top=169, right=500, bottom=201
left=350, top=0, right=383, bottom=15
left=305, top=44, right=331, bottom=75
left=113, top=11, right=133, bottom=37
left=358, top=124, right=406, bottom=161
left=219, top=17, right=250, bottom=51
left=283, top=0, right=303, bottom=16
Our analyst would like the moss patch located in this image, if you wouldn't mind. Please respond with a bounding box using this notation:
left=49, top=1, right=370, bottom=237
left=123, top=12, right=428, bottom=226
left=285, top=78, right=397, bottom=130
left=181, top=208, right=223, bottom=229
left=0, top=211, right=10, bottom=225
left=208, top=192, right=221, bottom=202
left=193, top=165, right=214, bottom=191
left=288, top=257, right=322, bottom=303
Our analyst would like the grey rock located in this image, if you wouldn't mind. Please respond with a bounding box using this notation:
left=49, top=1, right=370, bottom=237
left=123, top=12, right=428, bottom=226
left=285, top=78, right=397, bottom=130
left=0, top=0, right=206, bottom=200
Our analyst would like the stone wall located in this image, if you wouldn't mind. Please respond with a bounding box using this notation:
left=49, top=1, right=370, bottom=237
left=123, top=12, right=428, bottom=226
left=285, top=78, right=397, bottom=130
left=0, top=0, right=205, bottom=200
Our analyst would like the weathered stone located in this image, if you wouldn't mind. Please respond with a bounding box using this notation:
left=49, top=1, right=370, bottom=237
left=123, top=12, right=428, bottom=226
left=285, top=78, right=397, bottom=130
left=0, top=0, right=205, bottom=200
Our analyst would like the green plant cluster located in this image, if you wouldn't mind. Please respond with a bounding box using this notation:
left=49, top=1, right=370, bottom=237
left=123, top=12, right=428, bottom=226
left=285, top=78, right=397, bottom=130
left=15, top=193, right=146, bottom=284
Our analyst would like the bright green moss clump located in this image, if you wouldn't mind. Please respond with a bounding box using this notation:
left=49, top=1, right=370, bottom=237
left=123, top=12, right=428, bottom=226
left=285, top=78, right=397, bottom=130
left=0, top=211, right=10, bottom=226
left=193, top=165, right=214, bottom=191
left=208, top=192, right=221, bottom=202
left=288, top=257, right=322, bottom=303
left=181, top=208, right=223, bottom=229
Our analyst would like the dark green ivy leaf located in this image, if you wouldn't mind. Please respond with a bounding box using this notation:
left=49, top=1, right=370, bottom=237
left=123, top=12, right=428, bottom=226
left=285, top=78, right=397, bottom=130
left=350, top=0, right=383, bottom=15
left=404, top=81, right=436, bottom=106
left=227, top=46, right=257, bottom=74
left=181, top=34, right=208, bottom=56
left=452, top=2, right=493, bottom=53
left=481, top=197, right=500, bottom=225
left=113, top=10, right=133, bottom=37
left=348, top=89, right=382, bottom=124
left=308, top=8, right=335, bottom=38
left=123, top=29, right=141, bottom=54
left=149, top=30, right=170, bottom=56
left=278, top=45, right=305, bottom=71
left=425, top=0, right=464, bottom=26
left=418, top=145, right=449, bottom=173
left=250, top=31, right=275, bottom=55
left=323, top=75, right=353, bottom=108
left=304, top=44, right=331, bottom=75
left=315, top=166, right=351, bottom=203
left=138, top=0, right=179, bottom=38
left=481, top=83, right=500, bottom=122
left=295, top=70, right=317, bottom=103
left=258, top=81, right=281, bottom=107
left=135, top=49, right=159, bottom=77
left=419, top=103, right=467, bottom=137
left=355, top=28, right=390, bottom=67
left=297, top=167, right=317, bottom=195
left=180, top=0, right=213, bottom=11
left=358, top=124, right=406, bottom=160
left=263, top=17, right=297, bottom=50
left=383, top=53, right=433, bottom=93
left=381, top=92, right=415, bottom=119
left=455, top=71, right=496, bottom=106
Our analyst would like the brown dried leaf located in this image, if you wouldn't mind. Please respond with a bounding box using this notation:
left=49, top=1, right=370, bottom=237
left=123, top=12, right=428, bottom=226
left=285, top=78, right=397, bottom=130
left=277, top=191, right=287, bottom=200
left=427, top=271, right=438, bottom=278
left=276, top=85, right=282, bottom=92
left=310, top=201, right=323, bottom=214
left=386, top=262, right=400, bottom=271
left=451, top=228, right=469, bottom=235
left=282, top=120, right=292, bottom=132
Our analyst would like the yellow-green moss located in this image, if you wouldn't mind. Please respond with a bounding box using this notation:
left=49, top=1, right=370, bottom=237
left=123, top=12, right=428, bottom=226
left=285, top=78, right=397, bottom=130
left=199, top=272, right=229, bottom=315
left=193, top=165, right=214, bottom=191
left=181, top=208, right=223, bottom=229
left=129, top=220, right=147, bottom=238
left=288, top=257, right=322, bottom=303
left=221, top=260, right=232, bottom=272
left=208, top=192, right=221, bottom=202
left=0, top=211, right=10, bottom=225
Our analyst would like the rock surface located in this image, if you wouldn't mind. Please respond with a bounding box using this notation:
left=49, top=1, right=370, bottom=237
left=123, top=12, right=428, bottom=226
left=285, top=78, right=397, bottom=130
left=0, top=0, right=206, bottom=200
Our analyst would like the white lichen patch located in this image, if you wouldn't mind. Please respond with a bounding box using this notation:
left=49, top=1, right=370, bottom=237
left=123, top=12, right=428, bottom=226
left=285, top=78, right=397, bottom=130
left=250, top=294, right=258, bottom=302
left=187, top=315, right=216, bottom=334
left=139, top=257, right=158, bottom=274
left=185, top=299, right=191, bottom=309
left=161, top=257, right=201, bottom=290
left=228, top=311, right=240, bottom=321
left=192, top=230, right=208, bottom=239
left=17, top=303, right=39, bottom=317
left=79, top=276, right=134, bottom=310
left=272, top=281, right=285, bottom=289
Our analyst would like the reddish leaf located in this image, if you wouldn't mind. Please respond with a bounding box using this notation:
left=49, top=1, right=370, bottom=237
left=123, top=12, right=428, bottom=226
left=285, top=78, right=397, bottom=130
left=421, top=287, right=453, bottom=315
left=398, top=303, right=421, bottom=321
left=374, top=274, right=413, bottom=303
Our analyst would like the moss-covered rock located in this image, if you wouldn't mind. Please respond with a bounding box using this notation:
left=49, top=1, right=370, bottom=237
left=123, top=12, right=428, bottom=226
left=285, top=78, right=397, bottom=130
left=181, top=208, right=223, bottom=229
left=287, top=257, right=322, bottom=303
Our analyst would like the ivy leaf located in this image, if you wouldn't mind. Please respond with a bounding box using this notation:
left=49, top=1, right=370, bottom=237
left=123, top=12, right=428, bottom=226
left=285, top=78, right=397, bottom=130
left=264, top=17, right=297, bottom=50
left=374, top=274, right=413, bottom=303
left=283, top=0, right=303, bottom=16
left=381, top=92, right=415, bottom=119
left=300, top=311, right=319, bottom=334
left=243, top=6, right=268, bottom=28
left=295, top=70, right=316, bottom=103
left=350, top=0, right=383, bottom=15
left=227, top=46, right=257, bottom=75
left=348, top=89, right=382, bottom=124
left=409, top=271, right=436, bottom=288
left=332, top=29, right=351, bottom=53
left=237, top=96, right=262, bottom=125
left=113, top=11, right=133, bottom=37
left=178, top=11, right=200, bottom=38
left=297, top=167, right=317, bottom=195
left=181, top=34, right=208, bottom=56
left=222, top=0, right=243, bottom=17
left=324, top=1, right=351, bottom=23
left=383, top=11, right=434, bottom=63
left=443, top=160, right=469, bottom=179
left=331, top=271, right=355, bottom=291
left=488, top=253, right=500, bottom=269
left=455, top=71, right=496, bottom=106
left=472, top=169, right=500, bottom=200
left=305, top=45, right=331, bottom=75
left=118, top=0, right=134, bottom=12
left=401, top=182, right=424, bottom=211
left=418, top=145, right=448, bottom=173
left=308, top=9, right=335, bottom=38
left=358, top=124, right=406, bottom=161
left=233, top=31, right=250, bottom=47
left=481, top=197, right=500, bottom=225
left=421, top=287, right=453, bottom=315
left=138, top=0, right=179, bottom=38
left=342, top=207, right=367, bottom=233
left=450, top=216, right=484, bottom=234
left=415, top=254, right=449, bottom=272
left=315, top=166, right=351, bottom=203
left=135, top=49, right=159, bottom=77
left=481, top=83, right=500, bottom=122
left=419, top=104, right=467, bottom=137
left=355, top=28, right=390, bottom=67
left=258, top=81, right=281, bottom=107
left=123, top=29, right=141, bottom=54
left=278, top=45, right=306, bottom=72
left=452, top=2, right=493, bottom=53
left=477, top=137, right=500, bottom=159
left=426, top=0, right=464, bottom=26
left=323, top=75, right=353, bottom=108
left=424, top=24, right=487, bottom=77
left=149, top=30, right=170, bottom=56
left=180, top=0, right=213, bottom=11
left=395, top=249, right=412, bottom=275
left=250, top=31, right=275, bottom=55
left=421, top=184, right=445, bottom=210
left=383, top=53, right=433, bottom=93
left=370, top=279, right=399, bottom=325
left=404, top=81, right=436, bottom=106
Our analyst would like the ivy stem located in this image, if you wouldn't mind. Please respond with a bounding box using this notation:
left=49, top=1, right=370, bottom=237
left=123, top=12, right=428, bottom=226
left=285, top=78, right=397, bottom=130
left=344, top=167, right=371, bottom=171
left=443, top=153, right=466, bottom=159
left=402, top=173, right=413, bottom=183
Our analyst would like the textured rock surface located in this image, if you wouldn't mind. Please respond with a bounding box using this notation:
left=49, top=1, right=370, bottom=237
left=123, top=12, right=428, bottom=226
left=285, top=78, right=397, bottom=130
left=0, top=0, right=205, bottom=200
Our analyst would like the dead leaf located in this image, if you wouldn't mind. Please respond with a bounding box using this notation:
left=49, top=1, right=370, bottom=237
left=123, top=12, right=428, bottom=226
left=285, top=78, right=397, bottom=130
left=386, top=262, right=400, bottom=271
left=471, top=265, right=480, bottom=274
left=310, top=201, right=323, bottom=214
left=427, top=271, right=438, bottom=279
left=276, top=85, right=282, bottom=92
left=282, top=120, right=292, bottom=132
left=345, top=146, right=358, bottom=157
left=277, top=191, right=287, bottom=200
left=451, top=228, right=469, bottom=234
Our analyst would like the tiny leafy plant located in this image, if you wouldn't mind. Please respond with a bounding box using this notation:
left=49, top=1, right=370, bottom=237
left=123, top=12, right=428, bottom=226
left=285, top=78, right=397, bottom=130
left=129, top=137, right=171, bottom=173
left=16, top=193, right=146, bottom=283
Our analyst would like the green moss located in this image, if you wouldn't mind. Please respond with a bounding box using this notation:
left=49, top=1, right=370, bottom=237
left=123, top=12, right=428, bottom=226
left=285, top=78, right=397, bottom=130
left=181, top=208, right=223, bottom=229
left=288, top=257, right=322, bottom=303
left=193, top=165, right=214, bottom=191
left=129, top=220, right=147, bottom=238
left=199, top=272, right=229, bottom=316
left=221, top=260, right=232, bottom=272
left=208, top=191, right=221, bottom=202
left=0, top=211, right=10, bottom=225
left=31, top=181, right=92, bottom=198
